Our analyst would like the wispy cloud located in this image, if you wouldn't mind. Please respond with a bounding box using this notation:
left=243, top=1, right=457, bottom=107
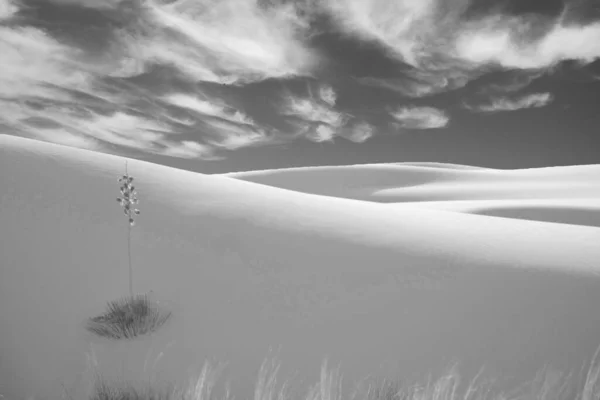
left=390, top=106, right=449, bottom=129
left=324, top=0, right=444, bottom=66
left=3, top=98, right=223, bottom=159
left=360, top=68, right=472, bottom=98
left=44, top=0, right=126, bottom=9
left=282, top=94, right=347, bottom=129
left=455, top=17, right=600, bottom=69
left=325, top=0, right=600, bottom=97
left=202, top=119, right=272, bottom=150
left=161, top=140, right=217, bottom=159
left=164, top=93, right=254, bottom=125
left=280, top=89, right=377, bottom=143
left=477, top=71, right=545, bottom=94
left=307, top=124, right=337, bottom=143
left=0, top=0, right=17, bottom=19
left=340, top=121, right=375, bottom=143
left=281, top=93, right=359, bottom=142
left=327, top=0, right=600, bottom=71
left=465, top=92, right=554, bottom=113
left=321, top=0, right=480, bottom=99
left=120, top=0, right=319, bottom=85
left=318, top=84, right=337, bottom=106
left=0, top=0, right=286, bottom=159
left=0, top=26, right=89, bottom=100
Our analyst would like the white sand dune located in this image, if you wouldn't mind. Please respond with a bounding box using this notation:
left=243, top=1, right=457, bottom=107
left=390, top=162, right=492, bottom=170
left=224, top=164, right=600, bottom=226
left=2, top=135, right=600, bottom=400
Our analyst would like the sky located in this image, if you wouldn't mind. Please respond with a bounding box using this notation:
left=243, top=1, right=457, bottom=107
left=1, top=0, right=599, bottom=173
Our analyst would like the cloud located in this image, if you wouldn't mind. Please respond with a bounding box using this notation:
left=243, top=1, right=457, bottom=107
left=327, top=0, right=600, bottom=71
left=0, top=0, right=18, bottom=19
left=465, top=92, right=554, bottom=113
left=161, top=140, right=217, bottom=159
left=164, top=93, right=254, bottom=125
left=163, top=92, right=276, bottom=150
left=390, top=106, right=449, bottom=129
left=281, top=92, right=365, bottom=143
left=306, top=124, right=337, bottom=143
left=44, top=0, right=126, bottom=9
left=341, top=121, right=375, bottom=143
left=118, top=0, right=319, bottom=85
left=360, top=67, right=472, bottom=98
left=282, top=94, right=347, bottom=128
left=25, top=128, right=102, bottom=149
left=477, top=71, right=545, bottom=94
left=324, top=0, right=444, bottom=66
left=70, top=111, right=171, bottom=150
left=281, top=92, right=378, bottom=143
left=455, top=17, right=600, bottom=69
left=0, top=26, right=90, bottom=100
left=2, top=0, right=594, bottom=161
left=318, top=85, right=337, bottom=106
left=320, top=0, right=482, bottom=98
left=0, top=13, right=274, bottom=159
left=20, top=107, right=169, bottom=151
left=325, top=0, right=600, bottom=98
left=4, top=98, right=222, bottom=159
left=202, top=119, right=272, bottom=150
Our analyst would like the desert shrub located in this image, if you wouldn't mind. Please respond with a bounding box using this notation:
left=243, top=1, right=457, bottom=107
left=87, top=294, right=171, bottom=339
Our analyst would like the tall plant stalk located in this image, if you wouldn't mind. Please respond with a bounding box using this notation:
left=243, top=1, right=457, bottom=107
left=117, top=160, right=140, bottom=296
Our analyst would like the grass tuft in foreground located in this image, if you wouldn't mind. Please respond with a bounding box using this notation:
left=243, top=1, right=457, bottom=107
left=91, top=379, right=174, bottom=400
left=88, top=350, right=600, bottom=400
left=86, top=294, right=171, bottom=339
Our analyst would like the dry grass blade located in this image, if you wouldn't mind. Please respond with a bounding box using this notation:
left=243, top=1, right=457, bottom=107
left=86, top=351, right=600, bottom=400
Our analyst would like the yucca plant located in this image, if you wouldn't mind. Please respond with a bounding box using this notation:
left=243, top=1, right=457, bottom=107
left=116, top=160, right=140, bottom=296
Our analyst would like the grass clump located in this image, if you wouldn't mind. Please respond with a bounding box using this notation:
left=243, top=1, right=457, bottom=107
left=92, top=379, right=174, bottom=400
left=87, top=352, right=600, bottom=400
left=89, top=362, right=228, bottom=400
left=86, top=294, right=171, bottom=339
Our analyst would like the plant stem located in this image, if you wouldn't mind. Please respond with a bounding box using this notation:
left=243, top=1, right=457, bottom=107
left=128, top=221, right=133, bottom=296
left=126, top=160, right=133, bottom=296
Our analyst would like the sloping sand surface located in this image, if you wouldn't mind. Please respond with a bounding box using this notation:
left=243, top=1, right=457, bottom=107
left=1, top=135, right=600, bottom=400
left=225, top=164, right=600, bottom=226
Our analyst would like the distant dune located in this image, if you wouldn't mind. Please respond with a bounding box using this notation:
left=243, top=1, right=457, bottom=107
left=224, top=163, right=600, bottom=227
left=392, top=162, right=492, bottom=170
left=2, top=135, right=600, bottom=400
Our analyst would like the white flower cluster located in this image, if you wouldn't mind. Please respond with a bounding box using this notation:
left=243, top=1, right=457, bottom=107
left=116, top=173, right=140, bottom=226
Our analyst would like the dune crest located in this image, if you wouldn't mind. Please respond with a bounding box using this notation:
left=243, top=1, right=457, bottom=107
left=224, top=162, right=600, bottom=227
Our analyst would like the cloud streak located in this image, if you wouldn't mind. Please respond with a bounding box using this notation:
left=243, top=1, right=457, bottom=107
left=455, top=18, right=600, bottom=69
left=0, top=0, right=17, bottom=19
left=44, top=0, right=127, bottom=9
left=0, top=26, right=89, bottom=100
left=325, top=0, right=443, bottom=67
left=390, top=106, right=449, bottom=129
left=325, top=0, right=600, bottom=97
left=0, top=0, right=305, bottom=159
left=281, top=92, right=376, bottom=143
left=164, top=93, right=254, bottom=125
left=465, top=92, right=554, bottom=113
left=120, top=0, right=319, bottom=85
